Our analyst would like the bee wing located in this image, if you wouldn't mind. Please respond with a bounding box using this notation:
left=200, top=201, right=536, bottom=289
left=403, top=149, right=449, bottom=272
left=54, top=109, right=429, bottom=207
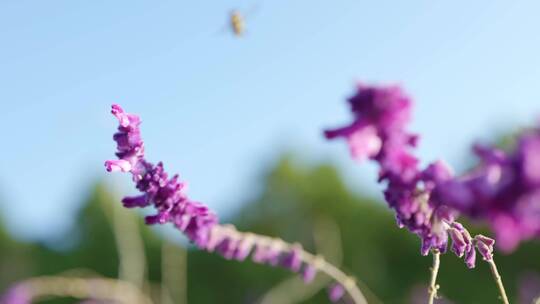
left=213, top=13, right=235, bottom=37
left=244, top=2, right=262, bottom=20
left=214, top=23, right=230, bottom=36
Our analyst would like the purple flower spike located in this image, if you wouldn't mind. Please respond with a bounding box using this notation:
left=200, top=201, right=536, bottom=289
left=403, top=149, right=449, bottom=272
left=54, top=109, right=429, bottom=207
left=324, top=84, right=414, bottom=163
left=105, top=104, right=364, bottom=301
left=106, top=104, right=144, bottom=172
left=325, top=84, right=459, bottom=255
left=475, top=234, right=495, bottom=261
left=328, top=283, right=345, bottom=302
left=105, top=105, right=218, bottom=248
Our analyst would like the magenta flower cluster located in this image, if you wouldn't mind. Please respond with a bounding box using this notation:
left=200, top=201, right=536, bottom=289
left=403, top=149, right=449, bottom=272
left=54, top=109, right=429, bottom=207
left=324, top=85, right=453, bottom=254
left=104, top=105, right=339, bottom=299
left=433, top=132, right=540, bottom=252
left=104, top=104, right=218, bottom=247
left=324, top=84, right=509, bottom=267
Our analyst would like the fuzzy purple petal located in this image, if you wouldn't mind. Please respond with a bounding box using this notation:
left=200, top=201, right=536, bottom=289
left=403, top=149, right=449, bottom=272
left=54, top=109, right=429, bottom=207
left=328, top=284, right=345, bottom=302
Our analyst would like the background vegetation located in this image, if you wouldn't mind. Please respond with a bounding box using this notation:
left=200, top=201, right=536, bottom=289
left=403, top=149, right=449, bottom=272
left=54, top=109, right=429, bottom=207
left=1, top=155, right=538, bottom=303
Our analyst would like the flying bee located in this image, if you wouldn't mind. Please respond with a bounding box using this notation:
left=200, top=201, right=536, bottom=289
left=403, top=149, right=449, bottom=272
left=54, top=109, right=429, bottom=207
left=221, top=5, right=260, bottom=38
left=230, top=10, right=245, bottom=37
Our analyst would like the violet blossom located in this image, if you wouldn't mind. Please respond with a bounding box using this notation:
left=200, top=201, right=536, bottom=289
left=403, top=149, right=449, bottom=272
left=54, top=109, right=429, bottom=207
left=106, top=105, right=289, bottom=259
left=104, top=105, right=365, bottom=302
left=432, top=132, right=540, bottom=252
left=328, top=284, right=345, bottom=302
left=324, top=84, right=501, bottom=268
left=104, top=104, right=218, bottom=248
left=324, top=85, right=451, bottom=253
left=474, top=234, right=495, bottom=261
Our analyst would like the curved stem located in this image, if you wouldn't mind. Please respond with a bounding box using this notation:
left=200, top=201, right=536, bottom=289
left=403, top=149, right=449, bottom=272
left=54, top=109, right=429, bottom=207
left=9, top=276, right=152, bottom=304
left=301, top=251, right=367, bottom=304
left=211, top=226, right=368, bottom=304
left=427, top=250, right=440, bottom=304
left=487, top=259, right=509, bottom=304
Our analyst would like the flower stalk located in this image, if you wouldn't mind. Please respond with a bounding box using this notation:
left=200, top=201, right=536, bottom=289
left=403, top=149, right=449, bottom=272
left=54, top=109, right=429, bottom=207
left=488, top=259, right=509, bottom=304
left=427, top=250, right=440, bottom=304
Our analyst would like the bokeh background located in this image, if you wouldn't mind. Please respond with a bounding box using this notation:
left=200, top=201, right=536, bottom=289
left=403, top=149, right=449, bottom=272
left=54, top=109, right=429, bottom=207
left=1, top=1, right=540, bottom=303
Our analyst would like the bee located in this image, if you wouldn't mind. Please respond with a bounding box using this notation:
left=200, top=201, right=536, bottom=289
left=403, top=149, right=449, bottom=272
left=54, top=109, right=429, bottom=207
left=230, top=10, right=245, bottom=37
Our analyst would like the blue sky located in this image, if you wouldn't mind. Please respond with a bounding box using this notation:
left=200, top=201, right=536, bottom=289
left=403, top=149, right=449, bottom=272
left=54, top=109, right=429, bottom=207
left=1, top=1, right=540, bottom=241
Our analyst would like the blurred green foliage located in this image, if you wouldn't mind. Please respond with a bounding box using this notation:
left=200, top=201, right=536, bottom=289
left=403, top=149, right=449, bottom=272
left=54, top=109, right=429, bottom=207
left=0, top=155, right=539, bottom=303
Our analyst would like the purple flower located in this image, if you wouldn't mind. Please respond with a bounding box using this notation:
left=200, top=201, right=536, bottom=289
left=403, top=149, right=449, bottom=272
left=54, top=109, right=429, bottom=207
left=464, top=244, right=476, bottom=269
left=0, top=285, right=31, bottom=304
left=233, top=233, right=255, bottom=261
left=216, top=235, right=240, bottom=260
left=328, top=283, right=345, bottom=302
left=324, top=84, right=414, bottom=164
left=422, top=161, right=453, bottom=191
left=474, top=234, right=495, bottom=261
left=447, top=223, right=468, bottom=258
left=280, top=244, right=303, bottom=272
left=104, top=159, right=132, bottom=173
left=325, top=84, right=454, bottom=256
left=104, top=104, right=144, bottom=173
left=435, top=130, right=540, bottom=252
left=105, top=105, right=218, bottom=248
left=447, top=222, right=476, bottom=268
left=251, top=241, right=281, bottom=266
left=121, top=194, right=149, bottom=208
left=345, top=125, right=382, bottom=161
left=302, top=263, right=317, bottom=283
left=205, top=226, right=310, bottom=274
